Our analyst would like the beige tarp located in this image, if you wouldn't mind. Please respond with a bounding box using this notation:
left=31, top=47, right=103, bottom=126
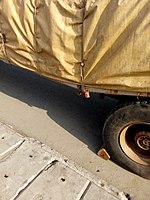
left=0, top=0, right=150, bottom=94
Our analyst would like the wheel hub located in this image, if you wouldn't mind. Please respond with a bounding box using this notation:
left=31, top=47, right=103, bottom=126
left=119, top=123, right=150, bottom=166
left=136, top=132, right=150, bottom=151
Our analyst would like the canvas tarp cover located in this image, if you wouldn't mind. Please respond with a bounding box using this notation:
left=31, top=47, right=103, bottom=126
left=0, top=0, right=150, bottom=93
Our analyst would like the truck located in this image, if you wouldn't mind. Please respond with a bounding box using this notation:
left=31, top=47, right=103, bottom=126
left=0, top=0, right=149, bottom=179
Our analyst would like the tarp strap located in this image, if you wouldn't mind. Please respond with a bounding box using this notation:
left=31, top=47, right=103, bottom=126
left=80, top=61, right=85, bottom=92
left=80, top=0, right=87, bottom=93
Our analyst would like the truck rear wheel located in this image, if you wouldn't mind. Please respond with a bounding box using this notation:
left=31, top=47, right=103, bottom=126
left=103, top=101, right=150, bottom=179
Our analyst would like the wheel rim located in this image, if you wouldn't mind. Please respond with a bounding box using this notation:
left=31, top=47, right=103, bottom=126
left=119, top=123, right=150, bottom=166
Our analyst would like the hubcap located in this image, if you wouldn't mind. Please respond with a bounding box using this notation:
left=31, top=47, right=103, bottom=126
left=119, top=123, right=150, bottom=166
left=136, top=132, right=150, bottom=151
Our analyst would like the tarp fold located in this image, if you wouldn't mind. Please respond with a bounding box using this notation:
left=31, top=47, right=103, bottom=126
left=0, top=0, right=150, bottom=94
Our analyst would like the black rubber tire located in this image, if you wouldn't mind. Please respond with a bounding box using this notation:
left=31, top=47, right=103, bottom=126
left=103, top=101, right=150, bottom=179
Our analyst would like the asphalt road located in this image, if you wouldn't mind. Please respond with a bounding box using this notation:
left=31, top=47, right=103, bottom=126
left=0, top=61, right=149, bottom=200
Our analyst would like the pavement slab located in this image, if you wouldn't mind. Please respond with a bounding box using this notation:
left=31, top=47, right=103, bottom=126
left=0, top=122, right=128, bottom=200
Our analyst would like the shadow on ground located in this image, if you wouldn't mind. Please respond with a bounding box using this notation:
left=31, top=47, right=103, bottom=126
left=0, top=61, right=117, bottom=153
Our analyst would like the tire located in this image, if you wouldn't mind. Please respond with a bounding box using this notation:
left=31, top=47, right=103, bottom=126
left=103, top=101, right=150, bottom=179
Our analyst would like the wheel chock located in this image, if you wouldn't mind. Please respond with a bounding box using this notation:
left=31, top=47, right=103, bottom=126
left=97, top=147, right=110, bottom=160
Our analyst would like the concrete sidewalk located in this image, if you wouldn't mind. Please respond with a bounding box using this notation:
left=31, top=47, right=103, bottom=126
left=0, top=122, right=128, bottom=200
